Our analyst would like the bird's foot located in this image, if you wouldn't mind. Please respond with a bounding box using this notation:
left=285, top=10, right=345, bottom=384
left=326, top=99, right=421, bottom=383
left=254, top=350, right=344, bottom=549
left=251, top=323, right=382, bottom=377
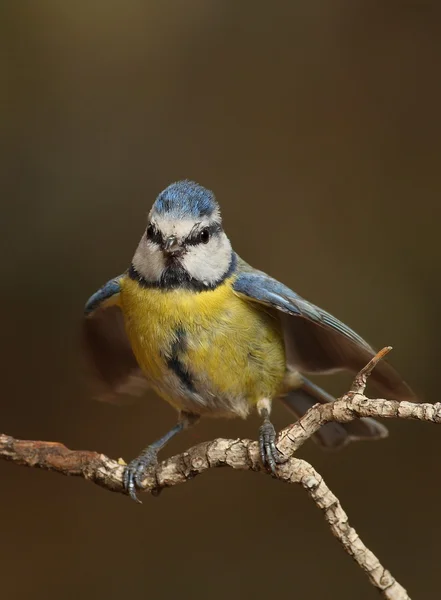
left=123, top=446, right=159, bottom=503
left=259, top=418, right=286, bottom=474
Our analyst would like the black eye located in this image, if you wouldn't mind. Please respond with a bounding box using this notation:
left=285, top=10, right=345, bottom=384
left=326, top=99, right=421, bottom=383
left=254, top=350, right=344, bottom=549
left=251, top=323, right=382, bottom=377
left=199, top=228, right=210, bottom=244
left=146, top=224, right=154, bottom=239
left=186, top=225, right=217, bottom=246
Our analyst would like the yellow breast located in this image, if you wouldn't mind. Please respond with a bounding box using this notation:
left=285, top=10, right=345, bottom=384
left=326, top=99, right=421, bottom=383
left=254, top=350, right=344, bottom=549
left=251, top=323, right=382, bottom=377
left=119, top=275, right=286, bottom=417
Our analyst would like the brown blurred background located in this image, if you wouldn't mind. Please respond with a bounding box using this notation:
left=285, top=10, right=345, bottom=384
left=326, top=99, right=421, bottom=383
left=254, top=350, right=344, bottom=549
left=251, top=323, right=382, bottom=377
left=1, top=2, right=440, bottom=599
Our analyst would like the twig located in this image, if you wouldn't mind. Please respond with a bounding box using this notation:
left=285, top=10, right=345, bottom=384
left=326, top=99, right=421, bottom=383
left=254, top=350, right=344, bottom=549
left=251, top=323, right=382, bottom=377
left=2, top=348, right=434, bottom=599
left=351, top=345, right=392, bottom=393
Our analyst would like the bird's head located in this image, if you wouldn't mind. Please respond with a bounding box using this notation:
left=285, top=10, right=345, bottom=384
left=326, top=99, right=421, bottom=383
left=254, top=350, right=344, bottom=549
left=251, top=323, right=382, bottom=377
left=131, top=180, right=234, bottom=290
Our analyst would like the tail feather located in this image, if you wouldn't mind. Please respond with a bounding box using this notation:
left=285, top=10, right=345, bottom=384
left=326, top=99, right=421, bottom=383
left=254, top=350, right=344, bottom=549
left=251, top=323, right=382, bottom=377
left=280, top=377, right=388, bottom=449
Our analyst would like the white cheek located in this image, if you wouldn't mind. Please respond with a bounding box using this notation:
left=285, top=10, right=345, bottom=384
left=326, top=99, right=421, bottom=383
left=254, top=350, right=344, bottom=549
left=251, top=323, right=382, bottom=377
left=183, top=235, right=232, bottom=284
left=132, top=238, right=165, bottom=281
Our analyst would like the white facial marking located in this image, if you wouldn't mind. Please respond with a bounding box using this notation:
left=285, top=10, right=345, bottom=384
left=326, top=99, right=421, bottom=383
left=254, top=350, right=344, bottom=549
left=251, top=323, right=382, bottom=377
left=132, top=236, right=166, bottom=282
left=131, top=214, right=232, bottom=286
left=181, top=232, right=232, bottom=285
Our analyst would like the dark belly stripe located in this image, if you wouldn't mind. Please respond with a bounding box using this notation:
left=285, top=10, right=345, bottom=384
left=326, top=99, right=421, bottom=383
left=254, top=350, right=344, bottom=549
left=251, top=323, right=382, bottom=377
left=165, top=329, right=196, bottom=393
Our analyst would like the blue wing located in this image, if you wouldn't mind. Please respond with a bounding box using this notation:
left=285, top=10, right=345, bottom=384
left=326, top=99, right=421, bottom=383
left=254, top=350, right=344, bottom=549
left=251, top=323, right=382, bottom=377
left=83, top=275, right=149, bottom=403
left=232, top=267, right=370, bottom=350
left=84, top=277, right=122, bottom=315
left=232, top=258, right=416, bottom=402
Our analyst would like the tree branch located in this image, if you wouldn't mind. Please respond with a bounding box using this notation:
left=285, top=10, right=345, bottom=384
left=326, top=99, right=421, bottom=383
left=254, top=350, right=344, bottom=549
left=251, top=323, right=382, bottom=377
left=2, top=348, right=433, bottom=600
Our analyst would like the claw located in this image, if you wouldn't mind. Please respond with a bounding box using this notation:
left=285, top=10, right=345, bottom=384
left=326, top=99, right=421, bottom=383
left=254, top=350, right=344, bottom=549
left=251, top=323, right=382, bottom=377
left=259, top=419, right=286, bottom=473
left=123, top=446, right=159, bottom=503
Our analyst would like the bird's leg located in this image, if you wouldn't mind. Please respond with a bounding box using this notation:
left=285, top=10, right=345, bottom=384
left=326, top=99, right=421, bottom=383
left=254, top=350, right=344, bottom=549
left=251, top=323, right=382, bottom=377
left=123, top=411, right=199, bottom=503
left=257, top=398, right=286, bottom=474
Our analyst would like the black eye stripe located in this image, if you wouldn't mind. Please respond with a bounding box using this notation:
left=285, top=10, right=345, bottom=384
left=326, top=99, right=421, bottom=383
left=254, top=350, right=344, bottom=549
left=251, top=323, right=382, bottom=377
left=146, top=221, right=222, bottom=247
left=146, top=223, right=163, bottom=245
left=185, top=223, right=222, bottom=246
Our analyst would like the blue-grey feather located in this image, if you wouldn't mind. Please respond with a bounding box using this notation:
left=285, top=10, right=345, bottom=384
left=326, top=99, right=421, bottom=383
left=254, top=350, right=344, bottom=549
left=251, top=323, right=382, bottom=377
left=84, top=277, right=121, bottom=315
left=153, top=180, right=218, bottom=219
left=233, top=263, right=417, bottom=402
left=233, top=269, right=370, bottom=350
left=232, top=272, right=304, bottom=317
left=234, top=273, right=302, bottom=316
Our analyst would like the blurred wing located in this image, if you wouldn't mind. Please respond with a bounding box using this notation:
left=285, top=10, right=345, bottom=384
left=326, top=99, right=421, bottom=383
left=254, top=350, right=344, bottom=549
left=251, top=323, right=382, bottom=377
left=232, top=261, right=417, bottom=402
left=83, top=275, right=149, bottom=403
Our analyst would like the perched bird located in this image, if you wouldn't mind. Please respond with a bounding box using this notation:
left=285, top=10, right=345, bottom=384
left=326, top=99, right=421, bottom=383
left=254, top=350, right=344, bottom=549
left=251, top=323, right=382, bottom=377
left=84, top=180, right=416, bottom=502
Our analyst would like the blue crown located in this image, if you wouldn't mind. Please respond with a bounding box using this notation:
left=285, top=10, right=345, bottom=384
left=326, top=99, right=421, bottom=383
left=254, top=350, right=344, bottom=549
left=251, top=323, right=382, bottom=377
left=153, top=180, right=218, bottom=219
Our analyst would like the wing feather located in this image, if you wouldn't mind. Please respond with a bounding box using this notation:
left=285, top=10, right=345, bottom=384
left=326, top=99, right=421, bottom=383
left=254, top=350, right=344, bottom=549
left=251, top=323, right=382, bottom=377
left=232, top=260, right=417, bottom=402
left=83, top=275, right=149, bottom=403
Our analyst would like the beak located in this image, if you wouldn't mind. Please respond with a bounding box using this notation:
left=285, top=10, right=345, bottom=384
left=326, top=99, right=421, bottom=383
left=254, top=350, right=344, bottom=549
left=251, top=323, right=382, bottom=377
left=163, top=235, right=181, bottom=255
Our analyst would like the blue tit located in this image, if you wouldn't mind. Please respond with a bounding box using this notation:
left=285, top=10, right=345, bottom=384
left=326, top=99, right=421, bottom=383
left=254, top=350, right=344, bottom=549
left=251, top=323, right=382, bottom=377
left=84, top=180, right=417, bottom=502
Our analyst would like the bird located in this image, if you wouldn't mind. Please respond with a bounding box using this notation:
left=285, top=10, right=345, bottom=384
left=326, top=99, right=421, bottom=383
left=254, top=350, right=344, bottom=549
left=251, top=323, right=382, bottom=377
left=83, top=180, right=417, bottom=502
